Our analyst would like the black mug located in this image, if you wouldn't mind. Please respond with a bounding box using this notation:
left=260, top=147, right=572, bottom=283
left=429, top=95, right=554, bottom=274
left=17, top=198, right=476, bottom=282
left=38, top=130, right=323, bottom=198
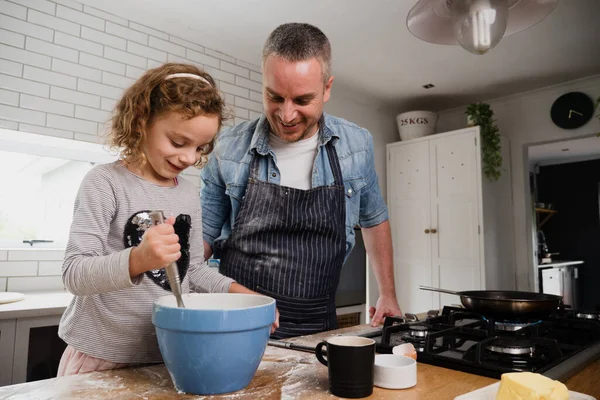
left=315, top=336, right=376, bottom=398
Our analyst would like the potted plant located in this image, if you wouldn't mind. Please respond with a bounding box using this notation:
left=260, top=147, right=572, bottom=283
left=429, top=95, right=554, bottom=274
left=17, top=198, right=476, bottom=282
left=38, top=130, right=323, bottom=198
left=466, top=102, right=502, bottom=181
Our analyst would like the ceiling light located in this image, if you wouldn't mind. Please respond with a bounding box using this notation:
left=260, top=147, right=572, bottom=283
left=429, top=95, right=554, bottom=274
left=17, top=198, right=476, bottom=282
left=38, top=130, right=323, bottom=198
left=406, top=0, right=559, bottom=55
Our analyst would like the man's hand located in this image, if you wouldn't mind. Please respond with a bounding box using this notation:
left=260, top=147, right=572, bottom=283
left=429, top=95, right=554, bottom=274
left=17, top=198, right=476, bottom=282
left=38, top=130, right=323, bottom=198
left=229, top=282, right=280, bottom=334
left=369, top=294, right=403, bottom=326
left=361, top=221, right=401, bottom=326
left=271, top=308, right=280, bottom=334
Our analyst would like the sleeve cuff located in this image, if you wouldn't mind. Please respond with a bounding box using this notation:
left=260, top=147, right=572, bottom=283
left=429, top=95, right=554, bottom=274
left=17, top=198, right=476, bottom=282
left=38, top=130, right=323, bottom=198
left=359, top=208, right=389, bottom=228
left=217, top=276, right=235, bottom=293
left=202, top=233, right=215, bottom=249
left=188, top=261, right=236, bottom=294
left=121, top=247, right=143, bottom=287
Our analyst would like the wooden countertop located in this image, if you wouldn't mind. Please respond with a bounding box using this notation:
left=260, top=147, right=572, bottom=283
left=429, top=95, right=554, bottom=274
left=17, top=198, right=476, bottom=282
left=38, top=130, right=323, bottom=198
left=0, top=324, right=598, bottom=399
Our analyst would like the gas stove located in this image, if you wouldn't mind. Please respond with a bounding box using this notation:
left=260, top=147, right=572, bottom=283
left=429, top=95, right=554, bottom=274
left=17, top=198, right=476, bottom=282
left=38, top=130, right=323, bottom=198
left=359, top=306, right=600, bottom=380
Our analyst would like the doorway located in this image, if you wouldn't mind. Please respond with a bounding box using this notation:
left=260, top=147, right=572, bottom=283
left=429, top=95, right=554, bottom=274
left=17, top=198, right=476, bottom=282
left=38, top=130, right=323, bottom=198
left=527, top=135, right=600, bottom=310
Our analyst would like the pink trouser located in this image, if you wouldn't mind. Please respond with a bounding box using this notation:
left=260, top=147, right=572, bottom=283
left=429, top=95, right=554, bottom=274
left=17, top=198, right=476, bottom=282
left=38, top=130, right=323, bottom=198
left=57, top=345, right=129, bottom=376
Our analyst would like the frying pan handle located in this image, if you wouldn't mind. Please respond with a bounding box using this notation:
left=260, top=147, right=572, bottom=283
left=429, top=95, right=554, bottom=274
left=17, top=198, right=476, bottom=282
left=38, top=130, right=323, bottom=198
left=419, top=285, right=460, bottom=296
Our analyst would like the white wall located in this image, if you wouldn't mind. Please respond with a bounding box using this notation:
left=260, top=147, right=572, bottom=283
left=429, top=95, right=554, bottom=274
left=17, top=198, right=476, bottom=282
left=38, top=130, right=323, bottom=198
left=0, top=0, right=265, bottom=291
left=0, top=249, right=65, bottom=292
left=0, top=0, right=397, bottom=294
left=435, top=74, right=600, bottom=291
left=325, top=85, right=400, bottom=309
left=325, top=84, right=399, bottom=199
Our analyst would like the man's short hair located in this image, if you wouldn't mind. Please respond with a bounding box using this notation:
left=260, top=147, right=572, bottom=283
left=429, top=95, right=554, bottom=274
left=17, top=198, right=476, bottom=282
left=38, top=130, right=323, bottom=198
left=262, top=22, right=332, bottom=83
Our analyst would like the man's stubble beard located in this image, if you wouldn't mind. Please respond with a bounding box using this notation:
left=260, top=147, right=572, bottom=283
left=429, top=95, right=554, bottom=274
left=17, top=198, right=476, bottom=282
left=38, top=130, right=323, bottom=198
left=268, top=117, right=320, bottom=144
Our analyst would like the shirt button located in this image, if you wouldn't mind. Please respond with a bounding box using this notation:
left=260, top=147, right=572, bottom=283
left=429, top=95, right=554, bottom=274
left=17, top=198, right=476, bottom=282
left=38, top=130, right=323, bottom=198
left=348, top=189, right=353, bottom=194
left=271, top=172, right=276, bottom=177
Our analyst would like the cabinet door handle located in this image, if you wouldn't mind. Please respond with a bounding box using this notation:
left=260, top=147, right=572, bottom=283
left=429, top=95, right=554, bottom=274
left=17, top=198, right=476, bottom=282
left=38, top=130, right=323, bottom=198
left=424, top=229, right=430, bottom=234
left=431, top=229, right=437, bottom=234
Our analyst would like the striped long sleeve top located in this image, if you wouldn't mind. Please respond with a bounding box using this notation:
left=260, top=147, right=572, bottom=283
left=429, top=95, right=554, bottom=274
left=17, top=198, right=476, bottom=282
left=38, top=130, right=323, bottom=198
left=58, top=161, right=234, bottom=364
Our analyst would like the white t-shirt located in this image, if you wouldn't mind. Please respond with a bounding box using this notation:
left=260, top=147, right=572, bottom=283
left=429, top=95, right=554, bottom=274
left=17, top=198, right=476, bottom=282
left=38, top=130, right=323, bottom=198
left=268, top=132, right=319, bottom=190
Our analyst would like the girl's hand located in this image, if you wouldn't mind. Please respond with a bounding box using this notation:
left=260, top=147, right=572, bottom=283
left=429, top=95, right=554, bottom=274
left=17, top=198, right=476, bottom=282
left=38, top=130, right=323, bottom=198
left=129, top=216, right=180, bottom=277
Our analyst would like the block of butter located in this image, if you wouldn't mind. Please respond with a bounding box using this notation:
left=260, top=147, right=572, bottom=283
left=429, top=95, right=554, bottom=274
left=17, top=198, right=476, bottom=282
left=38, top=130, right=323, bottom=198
left=495, top=372, right=569, bottom=400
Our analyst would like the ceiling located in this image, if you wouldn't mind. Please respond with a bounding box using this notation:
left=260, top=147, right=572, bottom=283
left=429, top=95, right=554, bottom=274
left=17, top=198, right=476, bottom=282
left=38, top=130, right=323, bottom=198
left=82, top=0, right=600, bottom=111
left=529, top=135, right=600, bottom=166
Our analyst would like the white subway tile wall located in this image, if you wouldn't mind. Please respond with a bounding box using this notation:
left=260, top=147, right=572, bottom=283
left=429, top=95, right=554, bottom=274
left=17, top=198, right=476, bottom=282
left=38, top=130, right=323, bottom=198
left=0, top=261, right=38, bottom=276
left=0, top=250, right=66, bottom=292
left=0, top=119, right=19, bottom=129
left=7, top=276, right=65, bottom=292
left=0, top=0, right=261, bottom=291
left=7, top=249, right=65, bottom=261
left=38, top=261, right=63, bottom=276
left=0, top=87, right=19, bottom=105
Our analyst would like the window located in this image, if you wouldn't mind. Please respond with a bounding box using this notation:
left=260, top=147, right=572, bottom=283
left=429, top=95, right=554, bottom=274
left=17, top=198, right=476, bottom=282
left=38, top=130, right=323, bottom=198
left=0, top=150, right=95, bottom=248
left=0, top=129, right=118, bottom=248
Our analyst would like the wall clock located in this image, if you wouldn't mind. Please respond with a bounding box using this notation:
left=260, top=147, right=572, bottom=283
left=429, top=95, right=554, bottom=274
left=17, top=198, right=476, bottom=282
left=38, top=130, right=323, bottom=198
left=550, top=91, right=594, bottom=129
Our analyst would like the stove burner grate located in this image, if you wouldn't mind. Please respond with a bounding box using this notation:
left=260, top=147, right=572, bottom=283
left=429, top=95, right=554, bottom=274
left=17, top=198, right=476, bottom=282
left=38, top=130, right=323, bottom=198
left=484, top=338, right=536, bottom=356
left=409, top=325, right=429, bottom=338
left=365, top=305, right=599, bottom=380
left=576, top=312, right=600, bottom=320
left=493, top=319, right=543, bottom=332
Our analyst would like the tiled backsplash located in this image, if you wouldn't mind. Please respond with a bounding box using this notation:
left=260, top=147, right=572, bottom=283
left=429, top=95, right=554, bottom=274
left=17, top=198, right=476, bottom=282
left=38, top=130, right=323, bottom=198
left=1, top=0, right=264, bottom=291
left=0, top=0, right=262, bottom=139
left=0, top=249, right=65, bottom=292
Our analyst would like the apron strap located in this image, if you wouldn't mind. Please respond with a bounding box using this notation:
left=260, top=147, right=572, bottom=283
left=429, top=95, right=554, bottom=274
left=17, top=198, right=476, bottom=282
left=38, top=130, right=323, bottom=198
left=325, top=143, right=343, bottom=187
left=249, top=148, right=261, bottom=180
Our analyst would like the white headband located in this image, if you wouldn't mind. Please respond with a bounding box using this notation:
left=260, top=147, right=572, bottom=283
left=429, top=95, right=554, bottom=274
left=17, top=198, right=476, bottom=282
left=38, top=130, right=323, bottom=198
left=164, top=73, right=211, bottom=86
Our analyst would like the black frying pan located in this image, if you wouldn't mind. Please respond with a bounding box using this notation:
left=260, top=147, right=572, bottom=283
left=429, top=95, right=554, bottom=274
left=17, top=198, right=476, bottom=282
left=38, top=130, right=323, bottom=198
left=419, top=285, right=563, bottom=320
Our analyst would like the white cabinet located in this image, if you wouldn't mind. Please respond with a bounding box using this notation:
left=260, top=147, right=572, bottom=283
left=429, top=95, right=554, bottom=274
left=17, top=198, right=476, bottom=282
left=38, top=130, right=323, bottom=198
left=13, top=315, right=65, bottom=384
left=0, top=292, right=71, bottom=386
left=387, top=127, right=515, bottom=314
left=541, top=268, right=562, bottom=296
left=0, top=315, right=66, bottom=386
left=0, top=320, right=16, bottom=386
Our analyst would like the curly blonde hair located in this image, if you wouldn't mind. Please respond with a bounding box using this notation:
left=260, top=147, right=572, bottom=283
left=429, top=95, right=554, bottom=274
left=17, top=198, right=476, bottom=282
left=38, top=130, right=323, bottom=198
left=108, top=63, right=230, bottom=169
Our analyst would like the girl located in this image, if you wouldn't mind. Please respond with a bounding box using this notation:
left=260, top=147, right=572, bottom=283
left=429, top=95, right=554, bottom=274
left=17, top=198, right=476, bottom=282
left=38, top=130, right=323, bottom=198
left=57, top=63, right=277, bottom=376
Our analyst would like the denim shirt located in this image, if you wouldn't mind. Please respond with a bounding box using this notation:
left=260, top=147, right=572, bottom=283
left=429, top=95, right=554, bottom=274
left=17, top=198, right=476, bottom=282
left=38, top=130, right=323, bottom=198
left=200, top=113, right=389, bottom=262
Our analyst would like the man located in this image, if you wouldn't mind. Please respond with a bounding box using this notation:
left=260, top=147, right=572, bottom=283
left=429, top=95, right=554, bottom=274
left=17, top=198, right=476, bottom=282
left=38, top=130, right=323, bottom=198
left=201, top=22, right=402, bottom=338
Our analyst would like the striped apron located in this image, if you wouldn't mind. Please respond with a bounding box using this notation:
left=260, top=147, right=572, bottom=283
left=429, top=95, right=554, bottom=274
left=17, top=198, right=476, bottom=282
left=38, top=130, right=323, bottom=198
left=218, top=142, right=346, bottom=339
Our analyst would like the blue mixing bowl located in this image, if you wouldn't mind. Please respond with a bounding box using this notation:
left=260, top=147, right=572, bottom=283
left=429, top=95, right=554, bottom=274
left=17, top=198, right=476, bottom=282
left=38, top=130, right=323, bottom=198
left=152, top=293, right=276, bottom=395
